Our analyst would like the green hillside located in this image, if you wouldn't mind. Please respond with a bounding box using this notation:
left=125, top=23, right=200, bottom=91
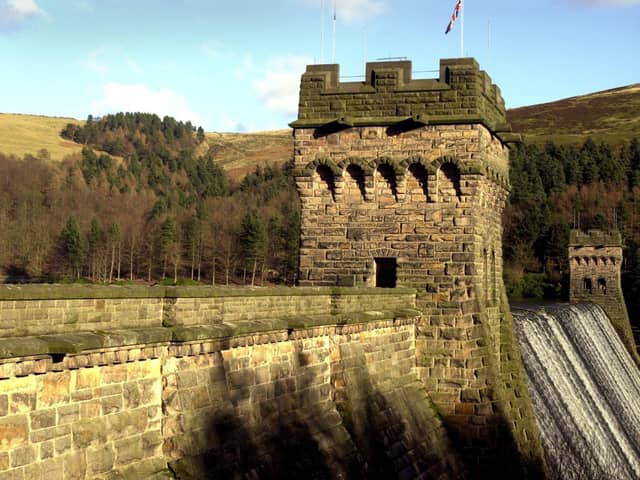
left=507, top=84, right=640, bottom=146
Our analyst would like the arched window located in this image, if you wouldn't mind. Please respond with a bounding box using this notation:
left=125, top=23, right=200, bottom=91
left=583, top=278, right=593, bottom=294
left=344, top=164, right=366, bottom=202
left=597, top=278, right=607, bottom=294
left=437, top=162, right=462, bottom=202
left=375, top=163, right=397, bottom=203
left=406, top=163, right=428, bottom=202
left=313, top=165, right=336, bottom=201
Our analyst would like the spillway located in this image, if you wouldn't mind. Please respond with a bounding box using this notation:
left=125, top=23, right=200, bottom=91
left=512, top=303, right=640, bottom=479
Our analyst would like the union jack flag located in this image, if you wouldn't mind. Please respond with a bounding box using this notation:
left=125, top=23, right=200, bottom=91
left=445, top=0, right=462, bottom=34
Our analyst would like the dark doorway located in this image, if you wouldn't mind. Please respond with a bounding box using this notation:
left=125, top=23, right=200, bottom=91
left=375, top=257, right=397, bottom=288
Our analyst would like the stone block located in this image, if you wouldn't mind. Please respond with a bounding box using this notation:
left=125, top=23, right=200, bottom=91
left=107, top=410, right=148, bottom=438
left=101, top=364, right=127, bottom=384
left=101, top=395, right=123, bottom=415
left=87, top=445, right=115, bottom=475
left=9, top=393, right=35, bottom=415
left=63, top=451, right=87, bottom=480
left=0, top=416, right=28, bottom=451
left=75, top=367, right=100, bottom=390
left=10, top=445, right=36, bottom=468
left=123, top=383, right=141, bottom=409
left=115, top=435, right=144, bottom=466
left=72, top=419, right=107, bottom=449
left=30, top=409, right=56, bottom=430
left=38, top=372, right=70, bottom=407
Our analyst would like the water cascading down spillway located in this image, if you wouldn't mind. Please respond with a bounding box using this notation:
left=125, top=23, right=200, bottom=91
left=512, top=303, right=640, bottom=479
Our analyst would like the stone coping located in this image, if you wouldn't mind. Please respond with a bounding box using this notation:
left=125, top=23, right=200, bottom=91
left=0, top=284, right=417, bottom=301
left=0, top=308, right=421, bottom=360
left=569, top=229, right=622, bottom=247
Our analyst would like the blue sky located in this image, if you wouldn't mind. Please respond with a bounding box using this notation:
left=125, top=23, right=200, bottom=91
left=1, top=0, right=638, bottom=132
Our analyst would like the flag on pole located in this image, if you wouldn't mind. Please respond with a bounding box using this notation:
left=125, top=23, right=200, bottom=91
left=445, top=0, right=462, bottom=34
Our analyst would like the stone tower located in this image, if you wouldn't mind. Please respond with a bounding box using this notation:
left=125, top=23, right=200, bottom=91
left=291, top=58, right=543, bottom=470
left=569, top=229, right=638, bottom=358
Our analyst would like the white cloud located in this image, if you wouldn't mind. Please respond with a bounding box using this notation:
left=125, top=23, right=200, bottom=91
left=252, top=55, right=313, bottom=116
left=90, top=83, right=205, bottom=127
left=0, top=0, right=44, bottom=32
left=569, top=0, right=640, bottom=5
left=125, top=57, right=143, bottom=74
left=201, top=41, right=234, bottom=60
left=234, top=54, right=255, bottom=81
left=336, top=0, right=386, bottom=22
left=86, top=47, right=108, bottom=74
left=301, top=0, right=386, bottom=23
left=8, top=0, right=41, bottom=15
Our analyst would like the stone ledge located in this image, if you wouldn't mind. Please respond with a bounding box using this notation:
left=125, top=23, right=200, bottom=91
left=0, top=309, right=420, bottom=362
left=0, top=327, right=171, bottom=359
left=0, top=284, right=165, bottom=300
left=0, top=284, right=417, bottom=301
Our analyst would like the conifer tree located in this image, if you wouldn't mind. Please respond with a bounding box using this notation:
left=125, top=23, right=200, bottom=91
left=239, top=209, right=266, bottom=286
left=60, top=216, right=86, bottom=279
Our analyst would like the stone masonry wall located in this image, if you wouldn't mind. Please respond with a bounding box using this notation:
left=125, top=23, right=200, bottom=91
left=0, top=358, right=164, bottom=480
left=0, top=286, right=462, bottom=479
left=164, top=319, right=460, bottom=479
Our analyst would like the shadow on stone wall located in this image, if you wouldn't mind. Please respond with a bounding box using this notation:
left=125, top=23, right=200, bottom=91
left=166, top=340, right=544, bottom=480
left=168, top=346, right=363, bottom=479
left=442, top=416, right=546, bottom=480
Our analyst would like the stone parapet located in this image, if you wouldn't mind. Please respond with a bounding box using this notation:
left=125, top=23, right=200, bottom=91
left=291, top=58, right=508, bottom=134
left=569, top=229, right=623, bottom=247
left=0, top=285, right=416, bottom=338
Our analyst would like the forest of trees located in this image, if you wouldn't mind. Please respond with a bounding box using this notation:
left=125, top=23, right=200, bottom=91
left=2, top=112, right=640, bottom=312
left=0, top=113, right=299, bottom=286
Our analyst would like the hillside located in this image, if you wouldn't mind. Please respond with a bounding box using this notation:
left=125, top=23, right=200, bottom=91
left=203, top=130, right=291, bottom=180
left=0, top=112, right=291, bottom=180
left=507, top=84, right=640, bottom=146
left=0, top=113, right=85, bottom=160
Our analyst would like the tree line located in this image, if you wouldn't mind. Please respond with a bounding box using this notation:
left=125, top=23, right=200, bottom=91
left=2, top=112, right=640, bottom=307
left=0, top=113, right=298, bottom=286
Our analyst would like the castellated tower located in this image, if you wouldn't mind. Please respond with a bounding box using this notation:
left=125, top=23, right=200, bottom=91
left=291, top=58, right=542, bottom=467
left=569, top=229, right=638, bottom=359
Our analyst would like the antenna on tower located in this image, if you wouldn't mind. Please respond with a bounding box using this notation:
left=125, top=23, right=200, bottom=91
left=332, top=0, right=337, bottom=63
left=362, top=26, right=366, bottom=67
left=487, top=19, right=491, bottom=71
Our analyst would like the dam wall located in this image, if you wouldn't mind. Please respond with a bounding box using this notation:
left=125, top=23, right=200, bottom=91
left=0, top=285, right=460, bottom=479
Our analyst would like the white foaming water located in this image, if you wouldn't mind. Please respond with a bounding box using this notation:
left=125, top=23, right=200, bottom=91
left=513, top=303, right=640, bottom=479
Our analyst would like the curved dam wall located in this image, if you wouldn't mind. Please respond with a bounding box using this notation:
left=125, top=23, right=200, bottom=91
left=0, top=285, right=467, bottom=480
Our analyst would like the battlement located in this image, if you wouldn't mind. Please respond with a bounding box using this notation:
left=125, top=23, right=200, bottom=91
left=290, top=58, right=508, bottom=134
left=569, top=229, right=622, bottom=248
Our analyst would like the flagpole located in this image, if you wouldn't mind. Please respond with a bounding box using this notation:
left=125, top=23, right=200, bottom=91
left=460, top=0, right=464, bottom=57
